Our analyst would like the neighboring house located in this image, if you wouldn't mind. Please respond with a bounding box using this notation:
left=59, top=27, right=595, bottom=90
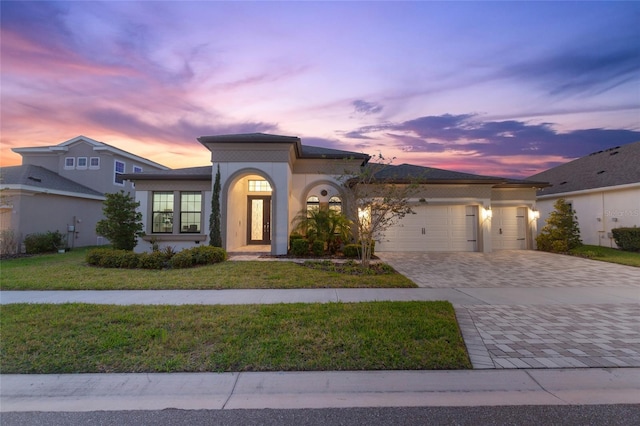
left=528, top=140, right=640, bottom=249
left=0, top=135, right=168, bottom=251
left=125, top=133, right=547, bottom=255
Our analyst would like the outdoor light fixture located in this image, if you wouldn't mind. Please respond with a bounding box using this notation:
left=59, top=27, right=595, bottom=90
left=482, top=207, right=492, bottom=221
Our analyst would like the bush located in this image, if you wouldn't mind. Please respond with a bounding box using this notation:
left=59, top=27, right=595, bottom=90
left=137, top=251, right=167, bottom=270
left=612, top=227, right=640, bottom=252
left=169, top=246, right=227, bottom=269
left=24, top=231, right=65, bottom=254
left=536, top=199, right=582, bottom=253
left=291, top=238, right=309, bottom=256
left=343, top=244, right=360, bottom=258
left=168, top=250, right=194, bottom=269
left=289, top=232, right=304, bottom=248
left=311, top=240, right=325, bottom=256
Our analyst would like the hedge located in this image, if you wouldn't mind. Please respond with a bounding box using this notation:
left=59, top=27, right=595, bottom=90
left=86, top=246, right=227, bottom=270
left=24, top=231, right=65, bottom=254
left=612, top=227, right=640, bottom=252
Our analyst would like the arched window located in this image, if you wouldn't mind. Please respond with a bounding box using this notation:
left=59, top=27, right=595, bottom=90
left=306, top=196, right=320, bottom=213
left=329, top=196, right=342, bottom=213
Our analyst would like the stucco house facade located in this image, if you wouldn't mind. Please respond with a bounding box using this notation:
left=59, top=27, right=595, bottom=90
left=126, top=133, right=547, bottom=255
left=0, top=136, right=168, bottom=252
left=529, top=141, right=640, bottom=249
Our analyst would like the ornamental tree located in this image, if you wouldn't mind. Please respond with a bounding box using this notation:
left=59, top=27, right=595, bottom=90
left=209, top=164, right=222, bottom=247
left=96, top=191, right=144, bottom=251
left=536, top=198, right=582, bottom=253
left=336, top=153, right=419, bottom=267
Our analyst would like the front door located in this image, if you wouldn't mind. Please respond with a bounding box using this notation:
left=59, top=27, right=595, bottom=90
left=247, top=196, right=271, bottom=245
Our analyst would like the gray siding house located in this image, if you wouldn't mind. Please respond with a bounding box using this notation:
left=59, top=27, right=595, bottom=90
left=528, top=141, right=640, bottom=248
left=0, top=136, right=168, bottom=252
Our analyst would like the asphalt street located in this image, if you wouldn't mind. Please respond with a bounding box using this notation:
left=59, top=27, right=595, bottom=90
left=3, top=405, right=640, bottom=426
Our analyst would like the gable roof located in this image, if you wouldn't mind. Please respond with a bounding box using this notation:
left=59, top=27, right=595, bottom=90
left=370, top=163, right=548, bottom=187
left=197, top=133, right=370, bottom=162
left=12, top=135, right=169, bottom=170
left=0, top=165, right=105, bottom=199
left=528, top=140, right=640, bottom=196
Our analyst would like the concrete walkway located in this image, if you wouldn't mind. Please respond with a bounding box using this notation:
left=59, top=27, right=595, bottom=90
left=1, top=250, right=639, bottom=411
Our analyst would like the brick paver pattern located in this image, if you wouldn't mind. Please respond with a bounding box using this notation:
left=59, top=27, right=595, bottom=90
left=464, top=303, right=640, bottom=368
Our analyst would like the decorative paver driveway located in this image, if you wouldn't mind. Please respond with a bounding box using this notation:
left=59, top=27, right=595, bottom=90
left=378, top=251, right=640, bottom=369
left=377, top=250, right=640, bottom=288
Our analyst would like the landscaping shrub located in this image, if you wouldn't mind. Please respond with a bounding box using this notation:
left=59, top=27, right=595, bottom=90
left=311, top=239, right=325, bottom=256
left=289, top=232, right=304, bottom=248
left=24, top=231, right=65, bottom=254
left=343, top=244, right=360, bottom=258
left=291, top=238, right=309, bottom=256
left=87, top=246, right=227, bottom=270
left=536, top=199, right=582, bottom=253
left=170, top=246, right=227, bottom=269
left=137, top=251, right=167, bottom=270
left=0, top=229, right=18, bottom=256
left=191, top=246, right=227, bottom=264
left=168, top=250, right=194, bottom=269
left=612, top=227, right=640, bottom=252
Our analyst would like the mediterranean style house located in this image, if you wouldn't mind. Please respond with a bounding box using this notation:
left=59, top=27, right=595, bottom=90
left=126, top=133, right=548, bottom=255
left=529, top=140, right=640, bottom=249
left=0, top=136, right=168, bottom=251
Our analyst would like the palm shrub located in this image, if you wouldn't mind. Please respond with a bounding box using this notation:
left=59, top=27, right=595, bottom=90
left=536, top=199, right=582, bottom=253
left=292, top=208, right=352, bottom=254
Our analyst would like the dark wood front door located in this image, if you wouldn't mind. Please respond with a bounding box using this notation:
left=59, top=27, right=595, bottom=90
left=247, top=196, right=271, bottom=245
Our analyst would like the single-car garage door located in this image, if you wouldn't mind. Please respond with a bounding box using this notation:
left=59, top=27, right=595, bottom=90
left=377, top=205, right=478, bottom=252
left=492, top=207, right=527, bottom=250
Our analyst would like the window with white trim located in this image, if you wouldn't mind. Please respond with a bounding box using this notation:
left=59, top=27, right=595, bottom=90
left=64, top=157, right=75, bottom=169
left=133, top=166, right=143, bottom=173
left=114, top=160, right=125, bottom=185
left=90, top=157, right=100, bottom=169
left=152, top=192, right=174, bottom=233
left=180, top=192, right=202, bottom=233
left=77, top=157, right=88, bottom=169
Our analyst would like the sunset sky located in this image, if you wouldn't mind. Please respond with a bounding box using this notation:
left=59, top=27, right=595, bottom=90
left=1, top=1, right=639, bottom=178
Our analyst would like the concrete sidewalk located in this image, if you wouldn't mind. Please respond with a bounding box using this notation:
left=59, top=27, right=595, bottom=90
left=2, top=368, right=639, bottom=412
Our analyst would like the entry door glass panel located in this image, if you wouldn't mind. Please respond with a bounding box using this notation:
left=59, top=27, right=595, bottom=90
left=251, top=199, right=264, bottom=241
left=247, top=196, right=271, bottom=244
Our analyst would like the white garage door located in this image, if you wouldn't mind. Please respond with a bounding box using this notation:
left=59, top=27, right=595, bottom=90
left=492, top=207, right=527, bottom=250
left=378, top=205, right=478, bottom=252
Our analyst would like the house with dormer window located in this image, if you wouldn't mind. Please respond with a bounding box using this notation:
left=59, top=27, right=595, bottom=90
left=0, top=136, right=168, bottom=251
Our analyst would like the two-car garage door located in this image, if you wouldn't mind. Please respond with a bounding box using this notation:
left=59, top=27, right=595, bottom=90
left=377, top=205, right=478, bottom=252
left=377, top=205, right=528, bottom=252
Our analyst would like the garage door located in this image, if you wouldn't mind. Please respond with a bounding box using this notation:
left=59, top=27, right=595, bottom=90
left=377, top=205, right=478, bottom=252
left=492, top=207, right=527, bottom=250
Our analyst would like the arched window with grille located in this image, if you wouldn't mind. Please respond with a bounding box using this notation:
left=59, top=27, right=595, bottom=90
left=306, top=196, right=320, bottom=213
left=329, top=196, right=342, bottom=213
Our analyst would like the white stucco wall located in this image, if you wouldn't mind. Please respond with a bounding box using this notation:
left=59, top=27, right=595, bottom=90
left=536, top=184, right=640, bottom=248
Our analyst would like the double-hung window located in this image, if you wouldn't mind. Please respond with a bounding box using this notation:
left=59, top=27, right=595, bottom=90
left=180, top=192, right=202, bottom=233
left=114, top=160, right=125, bottom=185
left=152, top=192, right=174, bottom=233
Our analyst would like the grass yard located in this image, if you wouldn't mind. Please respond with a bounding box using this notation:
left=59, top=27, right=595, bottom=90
left=0, top=248, right=416, bottom=290
left=570, top=245, right=640, bottom=267
left=0, top=302, right=471, bottom=373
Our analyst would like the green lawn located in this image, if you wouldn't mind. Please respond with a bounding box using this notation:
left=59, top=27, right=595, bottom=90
left=0, top=302, right=471, bottom=373
left=570, top=245, right=640, bottom=267
left=0, top=248, right=416, bottom=290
